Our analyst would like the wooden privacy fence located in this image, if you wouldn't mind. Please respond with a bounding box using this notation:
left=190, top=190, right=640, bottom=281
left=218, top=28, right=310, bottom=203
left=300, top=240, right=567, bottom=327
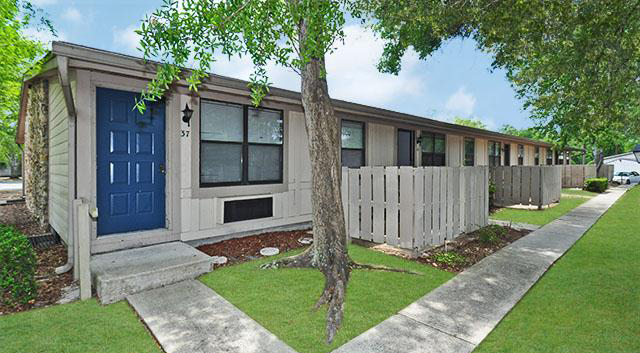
left=490, top=166, right=562, bottom=208
left=562, top=165, right=614, bottom=188
left=341, top=166, right=489, bottom=250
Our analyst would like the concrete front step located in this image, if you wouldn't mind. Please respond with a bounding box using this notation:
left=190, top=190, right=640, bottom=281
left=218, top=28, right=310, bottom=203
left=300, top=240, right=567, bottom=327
left=91, top=242, right=213, bottom=304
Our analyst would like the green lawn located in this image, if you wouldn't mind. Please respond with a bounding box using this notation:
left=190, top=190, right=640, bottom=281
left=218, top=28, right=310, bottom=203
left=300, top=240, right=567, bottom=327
left=476, top=186, right=639, bottom=353
left=490, top=190, right=596, bottom=225
left=0, top=300, right=161, bottom=353
left=200, top=244, right=453, bottom=353
left=560, top=188, right=600, bottom=197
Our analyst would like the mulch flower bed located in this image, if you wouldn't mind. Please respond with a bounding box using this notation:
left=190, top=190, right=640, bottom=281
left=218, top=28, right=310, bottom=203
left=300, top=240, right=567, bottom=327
left=0, top=244, right=74, bottom=316
left=197, top=229, right=311, bottom=266
left=418, top=226, right=531, bottom=272
left=0, top=202, right=49, bottom=236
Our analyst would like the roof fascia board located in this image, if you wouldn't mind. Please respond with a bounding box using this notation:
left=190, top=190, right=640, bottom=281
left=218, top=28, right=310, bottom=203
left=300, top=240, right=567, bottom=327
left=53, top=41, right=551, bottom=147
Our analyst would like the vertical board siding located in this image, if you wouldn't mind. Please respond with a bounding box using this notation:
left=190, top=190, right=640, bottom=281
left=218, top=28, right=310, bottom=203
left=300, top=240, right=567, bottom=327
left=48, top=80, right=70, bottom=242
left=490, top=166, right=562, bottom=208
left=342, top=166, right=489, bottom=250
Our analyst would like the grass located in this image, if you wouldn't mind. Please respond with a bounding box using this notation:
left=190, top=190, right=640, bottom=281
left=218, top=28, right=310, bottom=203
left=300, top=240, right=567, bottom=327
left=560, top=188, right=600, bottom=197
left=476, top=186, right=640, bottom=353
left=490, top=189, right=597, bottom=225
left=0, top=300, right=161, bottom=353
left=200, top=244, right=453, bottom=353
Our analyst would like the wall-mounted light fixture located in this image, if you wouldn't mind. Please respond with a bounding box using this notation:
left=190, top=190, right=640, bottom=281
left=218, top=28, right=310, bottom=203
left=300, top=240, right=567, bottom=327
left=182, top=103, right=193, bottom=126
left=633, top=144, right=640, bottom=164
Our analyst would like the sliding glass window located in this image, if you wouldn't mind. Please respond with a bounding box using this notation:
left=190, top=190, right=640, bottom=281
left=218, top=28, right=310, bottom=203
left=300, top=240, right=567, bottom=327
left=421, top=132, right=446, bottom=166
left=488, top=140, right=501, bottom=166
left=464, top=138, right=475, bottom=166
left=518, top=144, right=525, bottom=165
left=341, top=120, right=365, bottom=168
left=200, top=100, right=283, bottom=186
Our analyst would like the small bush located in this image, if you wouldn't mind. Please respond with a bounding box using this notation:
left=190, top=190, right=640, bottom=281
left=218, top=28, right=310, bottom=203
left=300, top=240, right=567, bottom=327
left=434, top=251, right=467, bottom=266
left=489, top=182, right=497, bottom=207
left=584, top=178, right=608, bottom=193
left=477, top=225, right=508, bottom=244
left=0, top=225, right=37, bottom=306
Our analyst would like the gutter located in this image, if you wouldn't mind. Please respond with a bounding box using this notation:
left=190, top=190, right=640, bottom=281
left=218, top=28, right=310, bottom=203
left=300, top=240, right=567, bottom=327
left=55, top=55, right=78, bottom=275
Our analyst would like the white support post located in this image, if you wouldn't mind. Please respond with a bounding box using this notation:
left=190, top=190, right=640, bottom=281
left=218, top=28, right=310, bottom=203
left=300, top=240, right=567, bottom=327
left=77, top=201, right=92, bottom=300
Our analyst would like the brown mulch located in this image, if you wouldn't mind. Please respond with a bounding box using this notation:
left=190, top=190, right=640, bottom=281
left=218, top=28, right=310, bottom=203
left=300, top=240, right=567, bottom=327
left=197, top=229, right=311, bottom=266
left=0, top=202, right=49, bottom=236
left=418, top=226, right=531, bottom=273
left=0, top=244, right=74, bottom=315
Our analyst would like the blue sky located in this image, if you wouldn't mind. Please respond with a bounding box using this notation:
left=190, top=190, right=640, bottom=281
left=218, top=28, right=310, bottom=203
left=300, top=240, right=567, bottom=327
left=27, top=0, right=534, bottom=130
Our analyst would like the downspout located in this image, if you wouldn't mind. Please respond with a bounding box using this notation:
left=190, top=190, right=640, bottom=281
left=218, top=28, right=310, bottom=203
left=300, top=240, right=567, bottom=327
left=54, top=55, right=77, bottom=275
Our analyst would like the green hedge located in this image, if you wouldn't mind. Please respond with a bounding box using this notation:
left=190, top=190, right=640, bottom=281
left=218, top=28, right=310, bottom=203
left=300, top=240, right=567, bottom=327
left=584, top=178, right=609, bottom=193
left=0, top=225, right=37, bottom=306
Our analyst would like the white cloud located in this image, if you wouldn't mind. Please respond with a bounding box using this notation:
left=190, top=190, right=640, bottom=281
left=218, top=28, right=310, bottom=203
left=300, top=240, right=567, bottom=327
left=445, top=86, right=476, bottom=117
left=113, top=25, right=141, bottom=54
left=210, top=25, right=424, bottom=106
left=21, top=27, right=65, bottom=45
left=61, top=7, right=83, bottom=24
left=30, top=0, right=57, bottom=6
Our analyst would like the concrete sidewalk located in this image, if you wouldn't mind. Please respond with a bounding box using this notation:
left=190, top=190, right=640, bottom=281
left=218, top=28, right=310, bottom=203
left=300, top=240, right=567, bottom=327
left=128, top=280, right=296, bottom=353
left=333, top=186, right=628, bottom=353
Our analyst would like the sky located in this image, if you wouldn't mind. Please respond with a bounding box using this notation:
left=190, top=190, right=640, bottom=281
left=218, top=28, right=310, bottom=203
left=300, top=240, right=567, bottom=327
left=25, top=0, right=534, bottom=130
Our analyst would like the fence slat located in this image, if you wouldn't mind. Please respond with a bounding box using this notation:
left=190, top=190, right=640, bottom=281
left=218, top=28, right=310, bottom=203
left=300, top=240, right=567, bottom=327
left=432, top=168, right=441, bottom=245
left=413, top=168, right=425, bottom=248
left=399, top=167, right=414, bottom=249
left=423, top=168, right=433, bottom=246
left=385, top=167, right=399, bottom=246
left=372, top=167, right=385, bottom=244
left=360, top=167, right=373, bottom=241
left=348, top=169, right=360, bottom=239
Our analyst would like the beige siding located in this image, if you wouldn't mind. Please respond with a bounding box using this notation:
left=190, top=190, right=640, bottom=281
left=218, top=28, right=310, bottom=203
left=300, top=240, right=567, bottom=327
left=48, top=80, right=70, bottom=242
left=180, top=110, right=312, bottom=242
left=366, top=123, right=395, bottom=166
left=475, top=138, right=488, bottom=166
left=446, top=134, right=463, bottom=167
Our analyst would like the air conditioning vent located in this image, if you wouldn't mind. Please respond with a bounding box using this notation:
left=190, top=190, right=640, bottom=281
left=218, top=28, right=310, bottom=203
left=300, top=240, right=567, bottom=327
left=223, top=197, right=273, bottom=223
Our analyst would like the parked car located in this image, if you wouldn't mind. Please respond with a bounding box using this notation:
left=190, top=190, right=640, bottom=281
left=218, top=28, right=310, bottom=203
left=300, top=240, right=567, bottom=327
left=613, top=171, right=640, bottom=184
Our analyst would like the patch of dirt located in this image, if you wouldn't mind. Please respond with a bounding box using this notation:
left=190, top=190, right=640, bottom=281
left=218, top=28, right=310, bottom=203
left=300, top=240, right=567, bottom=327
left=0, top=244, right=74, bottom=315
left=0, top=202, right=48, bottom=236
left=418, top=226, right=531, bottom=273
left=197, top=229, right=311, bottom=266
left=0, top=189, right=22, bottom=201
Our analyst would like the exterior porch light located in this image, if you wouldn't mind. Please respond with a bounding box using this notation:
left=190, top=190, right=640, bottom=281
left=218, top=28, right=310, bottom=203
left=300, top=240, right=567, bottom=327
left=633, top=144, right=640, bottom=163
left=182, top=103, right=194, bottom=126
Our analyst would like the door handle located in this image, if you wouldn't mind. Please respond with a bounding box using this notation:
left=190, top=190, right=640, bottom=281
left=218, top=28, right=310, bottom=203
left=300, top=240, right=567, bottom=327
left=159, top=164, right=166, bottom=175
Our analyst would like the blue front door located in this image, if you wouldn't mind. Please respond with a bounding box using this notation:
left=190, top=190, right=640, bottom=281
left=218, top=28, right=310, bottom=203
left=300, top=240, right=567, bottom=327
left=96, top=87, right=166, bottom=236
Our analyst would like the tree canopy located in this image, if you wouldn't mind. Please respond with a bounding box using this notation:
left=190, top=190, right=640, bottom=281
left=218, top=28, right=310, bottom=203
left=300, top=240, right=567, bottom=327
left=365, top=0, right=640, bottom=157
left=453, top=117, right=486, bottom=130
left=0, top=0, right=53, bottom=174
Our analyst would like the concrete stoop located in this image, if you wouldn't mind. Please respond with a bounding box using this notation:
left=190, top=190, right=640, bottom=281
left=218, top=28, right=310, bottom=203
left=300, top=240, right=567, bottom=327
left=91, top=242, right=213, bottom=304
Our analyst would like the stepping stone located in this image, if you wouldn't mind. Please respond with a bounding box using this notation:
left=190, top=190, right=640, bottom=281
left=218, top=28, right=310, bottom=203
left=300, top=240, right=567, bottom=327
left=128, top=281, right=296, bottom=353
left=260, top=247, right=280, bottom=256
left=298, top=237, right=313, bottom=245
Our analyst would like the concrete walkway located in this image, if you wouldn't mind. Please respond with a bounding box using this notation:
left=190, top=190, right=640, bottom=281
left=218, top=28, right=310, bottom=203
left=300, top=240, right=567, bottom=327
left=489, top=219, right=540, bottom=232
left=128, top=280, right=296, bottom=353
left=334, top=186, right=628, bottom=353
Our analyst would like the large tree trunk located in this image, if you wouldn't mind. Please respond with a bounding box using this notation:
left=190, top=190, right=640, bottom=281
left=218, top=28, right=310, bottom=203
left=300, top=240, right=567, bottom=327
left=298, top=22, right=350, bottom=343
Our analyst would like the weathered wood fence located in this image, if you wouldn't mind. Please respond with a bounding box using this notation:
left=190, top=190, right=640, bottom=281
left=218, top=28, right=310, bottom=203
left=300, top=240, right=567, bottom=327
left=341, top=166, right=489, bottom=250
left=562, top=165, right=614, bottom=188
left=490, top=166, right=562, bottom=208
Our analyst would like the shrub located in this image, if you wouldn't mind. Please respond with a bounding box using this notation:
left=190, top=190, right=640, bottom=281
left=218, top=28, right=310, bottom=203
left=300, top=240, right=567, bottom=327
left=477, top=225, right=508, bottom=244
left=489, top=182, right=497, bottom=206
left=584, top=178, right=608, bottom=193
left=434, top=251, right=467, bottom=266
left=0, top=225, right=37, bottom=306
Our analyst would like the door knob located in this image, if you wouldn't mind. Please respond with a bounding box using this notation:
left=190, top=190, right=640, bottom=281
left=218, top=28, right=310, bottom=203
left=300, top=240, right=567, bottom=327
left=159, top=164, right=166, bottom=175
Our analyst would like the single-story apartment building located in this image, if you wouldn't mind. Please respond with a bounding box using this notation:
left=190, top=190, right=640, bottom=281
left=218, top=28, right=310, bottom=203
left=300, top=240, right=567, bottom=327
left=604, top=152, right=640, bottom=175
left=17, top=42, right=565, bottom=255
